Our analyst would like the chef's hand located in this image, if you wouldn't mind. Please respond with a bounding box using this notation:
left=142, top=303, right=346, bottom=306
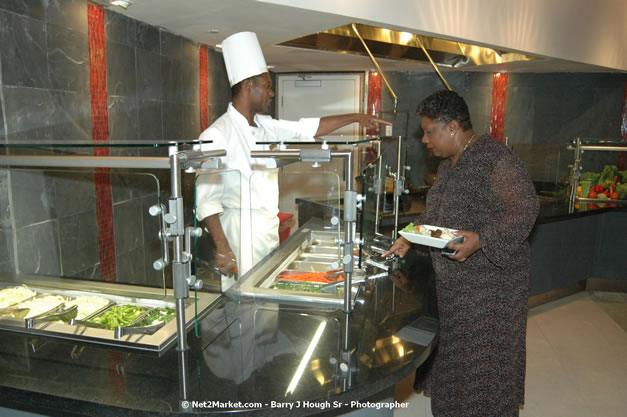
left=446, top=230, right=480, bottom=262
left=382, top=236, right=411, bottom=258
left=356, top=114, right=392, bottom=132
left=215, top=244, right=238, bottom=273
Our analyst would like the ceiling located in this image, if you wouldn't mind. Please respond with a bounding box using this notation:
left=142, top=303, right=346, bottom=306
left=108, top=0, right=620, bottom=74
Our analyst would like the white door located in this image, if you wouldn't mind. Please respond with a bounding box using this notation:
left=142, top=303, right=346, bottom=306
left=277, top=73, right=363, bottom=137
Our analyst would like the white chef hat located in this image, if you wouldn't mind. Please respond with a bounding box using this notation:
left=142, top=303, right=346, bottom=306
left=221, top=31, right=268, bottom=87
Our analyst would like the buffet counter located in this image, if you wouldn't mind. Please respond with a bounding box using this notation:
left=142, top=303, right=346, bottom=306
left=0, top=250, right=438, bottom=417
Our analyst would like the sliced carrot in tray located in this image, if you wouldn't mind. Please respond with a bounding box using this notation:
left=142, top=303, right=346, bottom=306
left=276, top=271, right=344, bottom=283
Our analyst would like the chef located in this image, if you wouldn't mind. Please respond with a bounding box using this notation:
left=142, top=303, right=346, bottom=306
left=196, top=31, right=389, bottom=276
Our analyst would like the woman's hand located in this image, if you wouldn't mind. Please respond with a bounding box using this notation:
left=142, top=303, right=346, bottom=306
left=382, top=236, right=412, bottom=258
left=446, top=230, right=480, bottom=262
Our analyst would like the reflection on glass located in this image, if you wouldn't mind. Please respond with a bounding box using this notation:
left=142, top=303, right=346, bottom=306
left=193, top=170, right=242, bottom=290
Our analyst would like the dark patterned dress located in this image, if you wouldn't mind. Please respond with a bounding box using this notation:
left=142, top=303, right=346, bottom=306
left=414, top=135, right=539, bottom=417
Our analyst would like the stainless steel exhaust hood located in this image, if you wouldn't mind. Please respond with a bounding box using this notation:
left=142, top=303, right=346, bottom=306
left=278, top=23, right=539, bottom=69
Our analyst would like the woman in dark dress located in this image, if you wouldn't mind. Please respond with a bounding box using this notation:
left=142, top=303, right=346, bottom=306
left=384, top=90, right=539, bottom=417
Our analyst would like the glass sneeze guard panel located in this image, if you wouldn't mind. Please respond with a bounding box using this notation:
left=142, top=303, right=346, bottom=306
left=1, top=167, right=166, bottom=296
left=233, top=162, right=346, bottom=307
left=193, top=169, right=242, bottom=292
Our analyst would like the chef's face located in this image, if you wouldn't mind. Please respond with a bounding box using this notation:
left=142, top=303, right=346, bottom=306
left=250, top=72, right=274, bottom=114
left=420, top=116, right=454, bottom=158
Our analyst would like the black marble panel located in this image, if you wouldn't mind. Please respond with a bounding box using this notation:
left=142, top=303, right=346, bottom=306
left=504, top=85, right=535, bottom=144
left=44, top=0, right=87, bottom=34
left=135, top=48, right=162, bottom=101
left=111, top=170, right=159, bottom=205
left=161, top=32, right=187, bottom=61
left=3, top=86, right=55, bottom=142
left=162, top=101, right=184, bottom=141
left=52, top=170, right=96, bottom=217
left=181, top=53, right=199, bottom=105
left=50, top=90, right=92, bottom=140
left=47, top=23, right=89, bottom=92
left=160, top=56, right=182, bottom=103
left=0, top=11, right=48, bottom=88
left=106, top=41, right=137, bottom=98
left=104, top=8, right=136, bottom=47
left=16, top=219, right=61, bottom=276
left=591, top=87, right=624, bottom=139
left=0, top=227, right=15, bottom=274
left=0, top=94, right=5, bottom=142
left=0, top=0, right=45, bottom=20
left=112, top=198, right=143, bottom=255
left=10, top=169, right=56, bottom=228
left=207, top=47, right=230, bottom=115
left=107, top=95, right=139, bottom=141
left=0, top=170, right=9, bottom=227
left=137, top=99, right=163, bottom=141
left=182, top=103, right=200, bottom=139
left=70, top=262, right=100, bottom=281
left=58, top=209, right=99, bottom=277
left=135, top=21, right=160, bottom=54
left=115, top=246, right=146, bottom=285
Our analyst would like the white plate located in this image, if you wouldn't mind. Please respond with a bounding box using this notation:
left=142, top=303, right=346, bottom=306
left=399, top=225, right=461, bottom=249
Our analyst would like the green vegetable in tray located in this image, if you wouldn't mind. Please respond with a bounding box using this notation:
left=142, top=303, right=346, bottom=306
left=133, top=307, right=176, bottom=327
left=580, top=172, right=600, bottom=183
left=616, top=183, right=627, bottom=200
left=273, top=282, right=323, bottom=293
left=597, top=165, right=618, bottom=188
left=89, top=305, right=147, bottom=330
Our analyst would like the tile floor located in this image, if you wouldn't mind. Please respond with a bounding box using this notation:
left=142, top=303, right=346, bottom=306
left=394, top=291, right=627, bottom=417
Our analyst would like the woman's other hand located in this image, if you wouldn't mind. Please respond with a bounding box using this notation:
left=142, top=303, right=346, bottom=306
left=382, top=236, right=412, bottom=258
left=446, top=230, right=480, bottom=262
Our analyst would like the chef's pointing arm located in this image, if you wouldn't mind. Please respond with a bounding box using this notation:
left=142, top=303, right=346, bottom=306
left=316, top=113, right=391, bottom=137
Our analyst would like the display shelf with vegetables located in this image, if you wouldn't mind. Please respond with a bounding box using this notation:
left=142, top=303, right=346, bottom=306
left=568, top=138, right=627, bottom=213
left=573, top=165, right=627, bottom=210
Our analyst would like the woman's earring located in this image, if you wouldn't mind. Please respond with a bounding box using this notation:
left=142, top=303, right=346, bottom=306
left=449, top=131, right=455, bottom=137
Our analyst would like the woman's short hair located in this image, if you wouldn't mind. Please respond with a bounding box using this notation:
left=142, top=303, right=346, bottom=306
left=417, top=90, right=472, bottom=130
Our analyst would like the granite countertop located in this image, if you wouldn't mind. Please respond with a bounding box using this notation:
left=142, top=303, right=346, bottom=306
left=0, top=252, right=438, bottom=416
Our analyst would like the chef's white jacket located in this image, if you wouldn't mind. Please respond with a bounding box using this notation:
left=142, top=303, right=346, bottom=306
left=196, top=103, right=319, bottom=275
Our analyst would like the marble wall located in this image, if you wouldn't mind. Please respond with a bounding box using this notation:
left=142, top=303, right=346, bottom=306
left=0, top=0, right=230, bottom=284
left=382, top=71, right=627, bottom=189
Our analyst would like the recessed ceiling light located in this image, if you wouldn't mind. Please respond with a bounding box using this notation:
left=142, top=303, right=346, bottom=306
left=110, top=0, right=131, bottom=9
left=207, top=29, right=220, bottom=34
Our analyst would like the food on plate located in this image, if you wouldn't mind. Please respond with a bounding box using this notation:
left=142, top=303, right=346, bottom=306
left=64, top=296, right=110, bottom=320
left=401, top=223, right=456, bottom=240
left=88, top=305, right=147, bottom=330
left=16, top=295, right=66, bottom=318
left=0, top=285, right=37, bottom=309
left=132, top=307, right=176, bottom=327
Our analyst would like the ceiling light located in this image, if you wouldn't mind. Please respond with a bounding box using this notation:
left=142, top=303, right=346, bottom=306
left=110, top=0, right=131, bottom=9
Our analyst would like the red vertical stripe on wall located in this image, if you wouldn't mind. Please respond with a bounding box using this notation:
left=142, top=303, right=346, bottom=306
left=617, top=81, right=627, bottom=170
left=199, top=46, right=209, bottom=132
left=490, top=72, right=509, bottom=142
left=366, top=71, right=382, bottom=136
left=88, top=4, right=117, bottom=282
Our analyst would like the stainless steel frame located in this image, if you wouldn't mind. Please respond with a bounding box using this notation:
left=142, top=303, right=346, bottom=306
left=0, top=149, right=226, bottom=353
left=567, top=138, right=627, bottom=213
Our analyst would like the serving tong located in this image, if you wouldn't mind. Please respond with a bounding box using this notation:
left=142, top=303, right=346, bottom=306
left=25, top=304, right=78, bottom=329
